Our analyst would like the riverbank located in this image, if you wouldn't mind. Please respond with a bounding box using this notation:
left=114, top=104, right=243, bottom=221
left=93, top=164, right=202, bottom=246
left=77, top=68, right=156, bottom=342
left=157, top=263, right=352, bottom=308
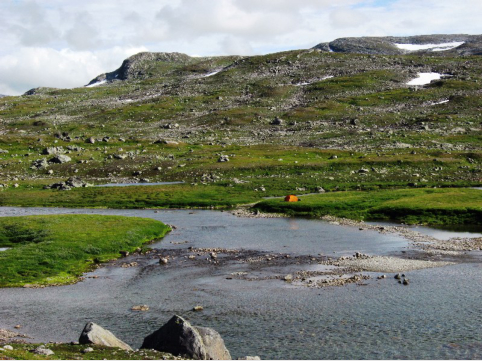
left=0, top=338, right=181, bottom=360
left=2, top=186, right=481, bottom=227
left=0, top=215, right=170, bottom=287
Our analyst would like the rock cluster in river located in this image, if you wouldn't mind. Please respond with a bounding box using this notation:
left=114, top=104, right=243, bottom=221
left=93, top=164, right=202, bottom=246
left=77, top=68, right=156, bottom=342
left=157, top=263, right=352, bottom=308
left=77, top=316, right=237, bottom=360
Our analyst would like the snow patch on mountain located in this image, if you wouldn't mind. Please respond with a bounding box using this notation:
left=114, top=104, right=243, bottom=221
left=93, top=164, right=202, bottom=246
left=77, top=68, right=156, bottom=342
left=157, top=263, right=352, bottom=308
left=395, top=42, right=464, bottom=52
left=407, top=73, right=442, bottom=86
left=86, top=80, right=107, bottom=88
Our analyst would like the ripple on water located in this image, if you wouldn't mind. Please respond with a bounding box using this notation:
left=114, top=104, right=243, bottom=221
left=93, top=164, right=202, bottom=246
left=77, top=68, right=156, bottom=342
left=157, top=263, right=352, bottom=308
left=0, top=207, right=480, bottom=359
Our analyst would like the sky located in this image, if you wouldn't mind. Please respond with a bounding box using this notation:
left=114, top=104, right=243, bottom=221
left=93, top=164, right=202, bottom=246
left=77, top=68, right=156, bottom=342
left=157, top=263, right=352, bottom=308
left=1, top=0, right=482, bottom=95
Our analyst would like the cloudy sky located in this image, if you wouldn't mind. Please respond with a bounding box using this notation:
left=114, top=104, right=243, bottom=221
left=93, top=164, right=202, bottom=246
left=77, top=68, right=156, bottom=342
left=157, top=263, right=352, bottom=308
left=1, top=0, right=482, bottom=95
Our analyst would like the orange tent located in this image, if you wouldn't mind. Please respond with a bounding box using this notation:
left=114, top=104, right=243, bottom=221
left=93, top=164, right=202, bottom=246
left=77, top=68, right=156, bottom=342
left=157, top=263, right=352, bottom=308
left=284, top=195, right=298, bottom=202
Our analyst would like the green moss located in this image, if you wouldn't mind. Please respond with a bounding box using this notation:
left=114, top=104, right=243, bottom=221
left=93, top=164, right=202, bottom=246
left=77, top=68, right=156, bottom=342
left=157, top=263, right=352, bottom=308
left=0, top=215, right=170, bottom=287
left=0, top=343, right=179, bottom=360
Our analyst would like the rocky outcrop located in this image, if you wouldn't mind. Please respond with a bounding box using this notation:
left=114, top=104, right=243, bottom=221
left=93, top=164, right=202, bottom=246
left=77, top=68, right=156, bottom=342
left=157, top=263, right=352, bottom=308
left=86, top=52, right=194, bottom=85
left=46, top=177, right=92, bottom=190
left=313, top=34, right=482, bottom=55
left=23, top=87, right=59, bottom=96
left=141, top=315, right=231, bottom=360
left=79, top=322, right=132, bottom=351
left=49, top=154, right=71, bottom=164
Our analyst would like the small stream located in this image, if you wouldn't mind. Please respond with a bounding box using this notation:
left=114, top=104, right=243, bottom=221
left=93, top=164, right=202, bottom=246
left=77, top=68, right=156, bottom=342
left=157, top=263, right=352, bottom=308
left=0, top=207, right=481, bottom=359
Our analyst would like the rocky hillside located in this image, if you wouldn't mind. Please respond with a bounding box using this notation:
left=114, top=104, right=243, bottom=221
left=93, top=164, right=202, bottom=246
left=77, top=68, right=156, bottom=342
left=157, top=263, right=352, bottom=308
left=313, top=34, right=482, bottom=55
left=0, top=34, right=481, bottom=192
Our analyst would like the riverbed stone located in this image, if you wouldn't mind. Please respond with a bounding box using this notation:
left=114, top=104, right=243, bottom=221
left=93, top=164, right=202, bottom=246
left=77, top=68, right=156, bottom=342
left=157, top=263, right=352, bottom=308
left=33, top=346, right=54, bottom=356
left=141, top=315, right=231, bottom=360
left=79, top=322, right=132, bottom=351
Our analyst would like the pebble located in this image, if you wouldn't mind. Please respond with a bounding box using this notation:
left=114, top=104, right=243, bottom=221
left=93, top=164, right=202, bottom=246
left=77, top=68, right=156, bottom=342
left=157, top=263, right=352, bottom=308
left=193, top=305, right=204, bottom=311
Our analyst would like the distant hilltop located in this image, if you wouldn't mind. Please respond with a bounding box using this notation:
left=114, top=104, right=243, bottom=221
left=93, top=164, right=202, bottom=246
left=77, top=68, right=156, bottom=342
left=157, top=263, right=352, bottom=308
left=84, top=33, right=482, bottom=87
left=312, top=34, right=482, bottom=55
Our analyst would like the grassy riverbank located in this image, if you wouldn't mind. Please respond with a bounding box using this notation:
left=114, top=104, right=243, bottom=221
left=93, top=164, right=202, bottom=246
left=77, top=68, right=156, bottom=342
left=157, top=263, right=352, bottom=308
left=0, top=215, right=170, bottom=287
left=254, top=188, right=482, bottom=225
left=0, top=342, right=179, bottom=360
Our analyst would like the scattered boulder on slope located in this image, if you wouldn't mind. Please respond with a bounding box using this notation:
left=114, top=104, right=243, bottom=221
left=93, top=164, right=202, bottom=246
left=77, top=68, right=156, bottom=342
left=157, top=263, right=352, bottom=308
left=49, top=154, right=71, bottom=164
left=46, top=177, right=92, bottom=190
left=79, top=322, right=132, bottom=351
left=42, top=146, right=65, bottom=155
left=141, top=315, right=231, bottom=360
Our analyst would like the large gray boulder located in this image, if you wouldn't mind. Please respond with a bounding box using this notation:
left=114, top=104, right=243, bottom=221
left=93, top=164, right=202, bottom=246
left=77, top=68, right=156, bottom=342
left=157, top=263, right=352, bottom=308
left=196, top=326, right=231, bottom=360
left=79, top=322, right=132, bottom=351
left=141, top=315, right=231, bottom=360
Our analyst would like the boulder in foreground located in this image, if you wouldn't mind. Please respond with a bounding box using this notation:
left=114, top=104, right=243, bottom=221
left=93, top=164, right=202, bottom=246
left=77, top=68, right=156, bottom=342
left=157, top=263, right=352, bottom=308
left=141, top=315, right=231, bottom=360
left=79, top=322, right=132, bottom=351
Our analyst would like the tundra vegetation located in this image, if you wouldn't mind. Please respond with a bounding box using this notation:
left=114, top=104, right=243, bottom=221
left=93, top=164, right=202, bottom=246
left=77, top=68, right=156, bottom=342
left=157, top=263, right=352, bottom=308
left=0, top=215, right=170, bottom=287
left=0, top=36, right=481, bottom=225
left=1, top=35, right=482, bottom=360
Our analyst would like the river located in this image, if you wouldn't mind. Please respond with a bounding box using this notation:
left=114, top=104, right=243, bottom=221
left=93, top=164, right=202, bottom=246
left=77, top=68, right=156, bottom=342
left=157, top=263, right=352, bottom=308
left=0, top=207, right=481, bottom=359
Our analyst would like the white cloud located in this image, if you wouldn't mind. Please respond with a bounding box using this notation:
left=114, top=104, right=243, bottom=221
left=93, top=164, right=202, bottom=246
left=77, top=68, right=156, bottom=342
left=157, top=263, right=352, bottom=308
left=0, top=46, right=147, bottom=95
left=330, top=8, right=368, bottom=29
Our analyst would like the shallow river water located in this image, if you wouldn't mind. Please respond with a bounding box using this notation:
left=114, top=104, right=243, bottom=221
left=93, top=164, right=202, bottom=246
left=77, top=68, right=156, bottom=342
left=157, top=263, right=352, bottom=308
left=0, top=207, right=481, bottom=359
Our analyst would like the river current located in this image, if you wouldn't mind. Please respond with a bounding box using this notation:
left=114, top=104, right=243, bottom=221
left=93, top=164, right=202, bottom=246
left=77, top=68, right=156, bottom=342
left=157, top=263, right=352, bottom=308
left=0, top=207, right=480, bottom=359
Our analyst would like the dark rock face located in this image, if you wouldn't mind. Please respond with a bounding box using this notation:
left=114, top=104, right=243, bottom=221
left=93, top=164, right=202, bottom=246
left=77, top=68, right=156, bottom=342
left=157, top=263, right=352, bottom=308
left=142, top=315, right=206, bottom=359
left=141, top=315, right=231, bottom=360
left=313, top=34, right=482, bottom=55
left=79, top=322, right=132, bottom=351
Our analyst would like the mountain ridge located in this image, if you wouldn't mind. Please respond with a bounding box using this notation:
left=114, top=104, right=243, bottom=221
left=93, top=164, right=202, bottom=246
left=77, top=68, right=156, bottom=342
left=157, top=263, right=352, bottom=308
left=313, top=34, right=482, bottom=55
left=85, top=34, right=482, bottom=87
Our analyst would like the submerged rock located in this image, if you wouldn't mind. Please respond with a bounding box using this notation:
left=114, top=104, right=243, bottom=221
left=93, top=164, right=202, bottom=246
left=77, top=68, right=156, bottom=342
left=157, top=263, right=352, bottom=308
left=79, top=322, right=132, bottom=351
left=141, top=315, right=231, bottom=360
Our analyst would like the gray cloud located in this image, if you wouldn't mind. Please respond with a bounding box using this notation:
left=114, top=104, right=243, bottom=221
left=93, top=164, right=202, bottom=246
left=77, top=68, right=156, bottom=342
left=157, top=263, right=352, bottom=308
left=64, top=12, right=102, bottom=50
